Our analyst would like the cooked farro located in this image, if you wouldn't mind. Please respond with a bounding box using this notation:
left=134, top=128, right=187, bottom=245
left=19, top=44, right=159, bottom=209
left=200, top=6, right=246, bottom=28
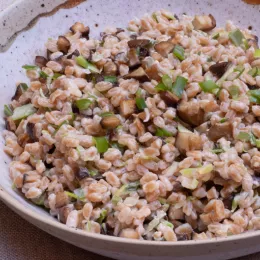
left=3, top=10, right=260, bottom=241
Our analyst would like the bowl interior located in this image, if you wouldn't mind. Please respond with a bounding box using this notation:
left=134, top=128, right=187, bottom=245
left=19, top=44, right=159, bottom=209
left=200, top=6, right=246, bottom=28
left=0, top=0, right=259, bottom=243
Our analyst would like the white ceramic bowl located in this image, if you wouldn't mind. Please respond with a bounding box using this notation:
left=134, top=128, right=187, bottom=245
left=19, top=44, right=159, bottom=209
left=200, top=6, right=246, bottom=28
left=0, top=1, right=260, bottom=259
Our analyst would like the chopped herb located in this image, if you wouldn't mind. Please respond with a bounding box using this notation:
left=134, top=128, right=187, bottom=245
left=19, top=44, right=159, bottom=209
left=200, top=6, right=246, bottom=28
left=212, top=148, right=224, bottom=154
left=22, top=65, right=39, bottom=70
left=229, top=29, right=245, bottom=47
left=161, top=220, right=174, bottom=229
left=75, top=98, right=93, bottom=110
left=248, top=89, right=260, bottom=104
left=4, top=105, right=13, bottom=116
left=125, top=181, right=140, bottom=192
left=97, top=209, right=107, bottom=224
left=212, top=32, right=220, bottom=39
left=89, top=169, right=99, bottom=177
left=162, top=74, right=173, bottom=89
left=229, top=85, right=240, bottom=99
left=76, top=55, right=100, bottom=73
left=207, top=57, right=213, bottom=62
left=237, top=132, right=250, bottom=141
left=234, top=65, right=245, bottom=78
left=256, top=139, right=260, bottom=148
left=155, top=128, right=173, bottom=137
left=220, top=118, right=227, bottom=123
left=52, top=73, right=63, bottom=80
left=11, top=104, right=36, bottom=121
left=39, top=71, right=49, bottom=79
left=199, top=80, right=219, bottom=93
left=93, top=136, right=109, bottom=153
left=104, top=75, right=117, bottom=83
left=152, top=12, right=158, bottom=22
left=18, top=83, right=29, bottom=92
left=155, top=82, right=169, bottom=92
left=65, top=191, right=80, bottom=200
left=231, top=197, right=239, bottom=212
left=136, top=97, right=147, bottom=110
left=248, top=67, right=260, bottom=78
left=173, top=45, right=185, bottom=61
left=100, top=111, right=114, bottom=117
left=254, top=49, right=260, bottom=58
left=172, top=76, right=187, bottom=97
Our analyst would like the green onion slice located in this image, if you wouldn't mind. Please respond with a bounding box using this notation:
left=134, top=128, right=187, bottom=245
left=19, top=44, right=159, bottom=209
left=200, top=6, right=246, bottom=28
left=248, top=67, right=260, bottom=78
left=212, top=33, right=220, bottom=39
left=75, top=98, right=93, bottom=110
left=22, top=65, right=39, bottom=70
left=229, top=85, right=240, bottom=99
left=93, top=136, right=109, bottom=153
left=39, top=71, right=49, bottom=79
left=162, top=74, right=172, bottom=89
left=52, top=73, right=63, bottom=80
left=4, top=105, right=13, bottom=116
left=104, top=75, right=117, bottom=83
left=172, top=76, right=187, bottom=97
left=229, top=29, right=245, bottom=47
left=173, top=45, right=185, bottom=61
left=100, top=111, right=114, bottom=117
left=76, top=56, right=100, bottom=73
left=155, top=82, right=169, bottom=92
left=97, top=209, right=107, bottom=224
left=155, top=128, right=173, bottom=137
left=234, top=65, right=245, bottom=78
left=136, top=97, right=147, bottom=110
left=254, top=49, right=260, bottom=58
left=11, top=104, right=36, bottom=121
left=199, top=80, right=219, bottom=93
left=220, top=118, right=227, bottom=123
left=248, top=89, right=260, bottom=104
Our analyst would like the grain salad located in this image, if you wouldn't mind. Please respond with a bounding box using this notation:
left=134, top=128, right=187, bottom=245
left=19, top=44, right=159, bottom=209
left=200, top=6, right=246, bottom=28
left=3, top=10, right=260, bottom=241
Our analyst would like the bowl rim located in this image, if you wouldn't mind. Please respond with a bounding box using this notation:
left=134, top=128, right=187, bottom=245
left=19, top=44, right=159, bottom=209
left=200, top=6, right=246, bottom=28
left=1, top=186, right=260, bottom=246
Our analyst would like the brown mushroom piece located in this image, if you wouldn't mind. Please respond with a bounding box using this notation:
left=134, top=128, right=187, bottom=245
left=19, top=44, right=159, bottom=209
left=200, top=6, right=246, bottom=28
left=114, top=52, right=128, bottom=64
left=35, top=56, right=48, bottom=68
left=55, top=191, right=69, bottom=208
left=11, top=83, right=28, bottom=101
left=209, top=62, right=231, bottom=78
left=192, top=14, right=216, bottom=31
left=175, top=127, right=202, bottom=154
left=128, top=48, right=141, bottom=69
left=26, top=122, right=37, bottom=142
left=248, top=35, right=259, bottom=49
left=145, top=63, right=161, bottom=82
left=70, top=22, right=90, bottom=39
left=101, top=115, right=121, bottom=129
left=66, top=49, right=80, bottom=59
left=177, top=101, right=205, bottom=126
left=103, top=61, right=118, bottom=76
left=128, top=39, right=150, bottom=48
left=207, top=122, right=232, bottom=141
left=124, top=67, right=149, bottom=82
left=57, top=36, right=71, bottom=54
left=120, top=99, right=136, bottom=117
left=160, top=91, right=180, bottom=107
left=154, top=41, right=175, bottom=57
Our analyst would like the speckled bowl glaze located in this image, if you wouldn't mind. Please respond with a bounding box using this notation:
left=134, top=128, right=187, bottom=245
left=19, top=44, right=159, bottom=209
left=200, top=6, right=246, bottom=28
left=0, top=1, right=260, bottom=259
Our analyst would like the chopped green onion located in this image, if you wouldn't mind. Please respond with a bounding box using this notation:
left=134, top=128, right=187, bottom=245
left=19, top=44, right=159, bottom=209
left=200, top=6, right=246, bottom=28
left=136, top=97, right=147, bottom=110
left=136, top=88, right=142, bottom=97
left=97, top=209, right=107, bottom=224
left=22, top=65, right=39, bottom=70
left=207, top=57, right=213, bottom=62
left=100, top=111, right=114, bottom=117
left=173, top=45, right=185, bottom=61
left=39, top=71, right=49, bottom=79
left=234, top=65, right=245, bottom=78
left=76, top=55, right=100, bottom=73
left=104, top=75, right=117, bottom=83
left=220, top=118, right=227, bottom=123
left=161, top=220, right=174, bottom=229
left=216, top=64, right=235, bottom=86
left=18, top=83, right=29, bottom=92
left=231, top=197, right=239, bottom=212
left=11, top=182, right=16, bottom=190
left=93, top=136, right=109, bottom=153
left=32, top=193, right=46, bottom=206
left=256, top=139, right=260, bottom=148
left=212, top=32, right=220, bottom=39
left=248, top=89, right=260, bottom=104
left=11, top=104, right=36, bottom=121
left=52, top=73, right=63, bottom=80
left=152, top=12, right=158, bottom=22
left=199, top=80, right=219, bottom=93
left=254, top=49, right=260, bottom=58
left=89, top=169, right=99, bottom=177
left=229, top=29, right=245, bottom=47
left=4, top=105, right=13, bottom=116
left=248, top=67, right=260, bottom=77
left=172, top=76, right=187, bottom=97
left=237, top=132, right=250, bottom=141
left=39, top=88, right=46, bottom=98
left=75, top=98, right=93, bottom=110
left=155, top=82, right=169, bottom=92
left=65, top=191, right=80, bottom=200
left=125, top=181, right=140, bottom=192
left=229, top=85, right=240, bottom=99
left=212, top=148, right=224, bottom=154
left=155, top=128, right=173, bottom=137
left=162, top=74, right=172, bottom=89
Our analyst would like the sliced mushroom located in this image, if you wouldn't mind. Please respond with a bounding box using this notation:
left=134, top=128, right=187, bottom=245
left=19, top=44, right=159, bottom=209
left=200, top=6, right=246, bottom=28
left=175, top=131, right=202, bottom=154
left=35, top=56, right=48, bottom=68
left=128, top=39, right=150, bottom=48
left=177, top=101, right=205, bottom=126
left=101, top=115, right=121, bottom=129
left=120, top=99, right=136, bottom=117
left=11, top=83, right=28, bottom=101
left=139, top=47, right=149, bottom=58
left=114, top=52, right=128, bottom=64
left=103, top=61, right=118, bottom=76
left=145, top=63, right=161, bottom=82
left=154, top=40, right=175, bottom=57
left=172, top=181, right=184, bottom=192
left=75, top=167, right=91, bottom=181
left=160, top=91, right=180, bottom=107
left=248, top=35, right=259, bottom=49
left=70, top=22, right=90, bottom=39
left=55, top=191, right=69, bottom=208
left=192, top=14, right=216, bottom=31
left=66, top=49, right=80, bottom=59
left=208, top=122, right=232, bottom=141
left=128, top=48, right=141, bottom=69
left=26, top=122, right=37, bottom=142
left=124, top=67, right=149, bottom=82
left=57, top=36, right=71, bottom=54
left=209, top=62, right=230, bottom=78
